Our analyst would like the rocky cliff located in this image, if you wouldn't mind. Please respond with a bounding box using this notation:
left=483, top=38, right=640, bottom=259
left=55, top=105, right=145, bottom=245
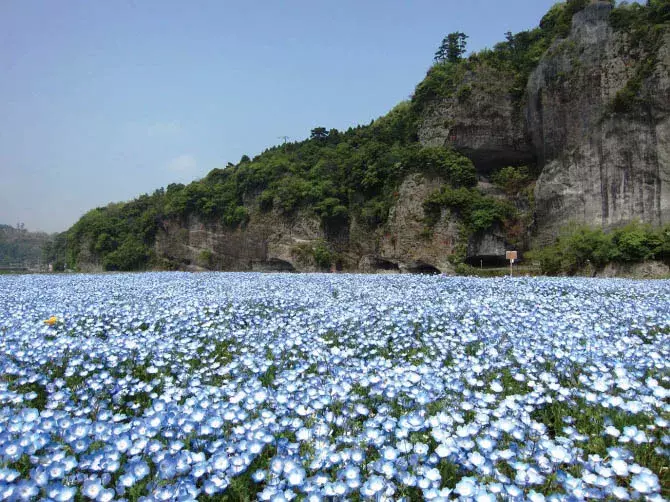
left=65, top=2, right=670, bottom=274
left=154, top=175, right=465, bottom=274
left=417, top=2, right=669, bottom=245
left=529, top=3, right=670, bottom=242
left=151, top=2, right=669, bottom=273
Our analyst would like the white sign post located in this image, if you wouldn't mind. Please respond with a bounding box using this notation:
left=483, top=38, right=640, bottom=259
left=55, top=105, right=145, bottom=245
left=506, top=251, right=518, bottom=277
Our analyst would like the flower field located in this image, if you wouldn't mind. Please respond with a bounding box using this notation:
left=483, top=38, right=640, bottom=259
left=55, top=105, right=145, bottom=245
left=0, top=273, right=668, bottom=501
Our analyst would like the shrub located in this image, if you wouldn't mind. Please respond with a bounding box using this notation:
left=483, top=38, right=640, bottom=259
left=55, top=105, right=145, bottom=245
left=222, top=206, right=249, bottom=229
left=534, top=222, right=668, bottom=275
left=315, top=197, right=349, bottom=227
left=198, top=249, right=214, bottom=268
left=257, top=191, right=274, bottom=212
left=491, top=166, right=532, bottom=195
left=103, top=237, right=151, bottom=271
left=312, top=241, right=334, bottom=269
left=610, top=222, right=656, bottom=262
left=423, top=187, right=517, bottom=233
left=360, top=198, right=390, bottom=228
left=403, top=147, right=477, bottom=187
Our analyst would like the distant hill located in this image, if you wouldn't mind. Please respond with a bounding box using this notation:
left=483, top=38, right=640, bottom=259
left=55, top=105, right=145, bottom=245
left=0, top=224, right=51, bottom=269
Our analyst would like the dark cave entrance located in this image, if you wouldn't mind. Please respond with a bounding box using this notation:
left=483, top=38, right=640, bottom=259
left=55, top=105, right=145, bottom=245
left=406, top=262, right=441, bottom=275
left=465, top=255, right=509, bottom=268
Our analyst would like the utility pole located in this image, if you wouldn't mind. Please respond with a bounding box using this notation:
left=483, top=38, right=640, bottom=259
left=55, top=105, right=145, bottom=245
left=278, top=136, right=290, bottom=153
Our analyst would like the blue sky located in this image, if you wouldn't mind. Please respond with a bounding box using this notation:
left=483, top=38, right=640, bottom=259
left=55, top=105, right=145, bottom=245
left=1, top=0, right=561, bottom=233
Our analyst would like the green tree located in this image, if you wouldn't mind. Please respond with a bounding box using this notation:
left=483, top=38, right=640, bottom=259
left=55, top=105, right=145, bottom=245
left=310, top=127, right=329, bottom=140
left=434, top=32, right=469, bottom=64
left=648, top=0, right=670, bottom=24
left=103, top=236, right=150, bottom=271
left=491, top=166, right=532, bottom=195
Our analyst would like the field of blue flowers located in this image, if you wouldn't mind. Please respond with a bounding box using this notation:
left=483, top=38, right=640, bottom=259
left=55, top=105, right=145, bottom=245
left=0, top=273, right=668, bottom=501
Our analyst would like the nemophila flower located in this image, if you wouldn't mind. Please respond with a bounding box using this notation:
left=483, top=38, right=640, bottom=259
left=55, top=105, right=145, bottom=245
left=361, top=475, right=385, bottom=497
left=547, top=444, right=570, bottom=464
left=1, top=274, right=669, bottom=499
left=82, top=478, right=103, bottom=499
left=630, top=472, right=660, bottom=494
left=129, top=460, right=150, bottom=480
left=454, top=477, right=478, bottom=497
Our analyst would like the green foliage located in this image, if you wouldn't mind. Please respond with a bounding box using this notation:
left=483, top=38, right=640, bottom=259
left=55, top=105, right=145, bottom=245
left=0, top=224, right=50, bottom=267
left=198, top=249, right=214, bottom=268
left=611, top=0, right=669, bottom=35
left=66, top=191, right=166, bottom=271
left=423, top=187, right=517, bottom=233
left=273, top=176, right=313, bottom=214
left=608, top=0, right=669, bottom=114
left=610, top=222, right=662, bottom=262
left=314, top=197, right=349, bottom=227
left=434, top=32, right=469, bottom=64
left=42, top=232, right=68, bottom=271
left=491, top=166, right=533, bottom=195
left=312, top=241, right=335, bottom=269
left=402, top=146, right=477, bottom=187
left=103, top=236, right=151, bottom=271
left=610, top=71, right=647, bottom=113
left=360, top=197, right=392, bottom=228
left=533, top=222, right=670, bottom=275
left=310, top=127, right=329, bottom=140
left=412, top=61, right=468, bottom=113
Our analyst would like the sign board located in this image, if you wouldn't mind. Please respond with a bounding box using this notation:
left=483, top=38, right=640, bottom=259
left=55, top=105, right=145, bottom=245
left=506, top=251, right=518, bottom=261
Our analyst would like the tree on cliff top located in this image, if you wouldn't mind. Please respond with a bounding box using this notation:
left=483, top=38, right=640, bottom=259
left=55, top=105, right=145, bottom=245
left=310, top=127, right=329, bottom=140
left=434, top=32, right=469, bottom=64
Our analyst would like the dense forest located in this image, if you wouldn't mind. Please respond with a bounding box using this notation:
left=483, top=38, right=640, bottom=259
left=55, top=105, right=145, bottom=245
left=0, top=224, right=51, bottom=268
left=53, top=0, right=670, bottom=273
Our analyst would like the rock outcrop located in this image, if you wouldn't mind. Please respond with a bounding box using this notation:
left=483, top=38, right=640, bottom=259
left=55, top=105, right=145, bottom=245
left=155, top=174, right=461, bottom=274
left=155, top=212, right=323, bottom=272
left=528, top=3, right=670, bottom=242
left=418, top=64, right=534, bottom=172
left=418, top=2, right=669, bottom=245
left=67, top=3, right=669, bottom=275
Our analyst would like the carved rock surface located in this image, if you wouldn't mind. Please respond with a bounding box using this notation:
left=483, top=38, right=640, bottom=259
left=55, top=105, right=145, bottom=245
left=528, top=3, right=670, bottom=242
left=418, top=65, right=534, bottom=172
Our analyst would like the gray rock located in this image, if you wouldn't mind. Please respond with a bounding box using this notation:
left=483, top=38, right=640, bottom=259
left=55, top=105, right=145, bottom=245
left=528, top=3, right=670, bottom=242
left=418, top=63, right=534, bottom=173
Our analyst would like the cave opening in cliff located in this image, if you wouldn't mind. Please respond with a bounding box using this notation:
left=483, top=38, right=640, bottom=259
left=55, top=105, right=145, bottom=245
left=371, top=258, right=400, bottom=272
left=406, top=262, right=441, bottom=275
left=465, top=255, right=509, bottom=268
left=255, top=259, right=296, bottom=272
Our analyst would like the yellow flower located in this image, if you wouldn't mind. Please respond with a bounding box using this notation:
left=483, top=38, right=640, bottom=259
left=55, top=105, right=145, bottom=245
left=44, top=316, right=58, bottom=326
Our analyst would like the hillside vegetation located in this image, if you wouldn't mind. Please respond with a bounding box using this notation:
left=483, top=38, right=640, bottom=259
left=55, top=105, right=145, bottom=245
left=0, top=225, right=50, bottom=269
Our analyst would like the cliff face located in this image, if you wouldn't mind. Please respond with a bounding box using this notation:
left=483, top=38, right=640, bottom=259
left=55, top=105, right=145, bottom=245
left=155, top=212, right=322, bottom=272
left=153, top=3, right=669, bottom=273
left=66, top=3, right=670, bottom=274
left=155, top=174, right=463, bottom=273
left=417, top=3, right=670, bottom=245
left=155, top=171, right=518, bottom=273
left=528, top=3, right=670, bottom=242
left=417, top=64, right=534, bottom=172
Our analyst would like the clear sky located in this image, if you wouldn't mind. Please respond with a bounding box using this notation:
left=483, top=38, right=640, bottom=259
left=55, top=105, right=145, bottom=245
left=1, top=0, right=561, bottom=233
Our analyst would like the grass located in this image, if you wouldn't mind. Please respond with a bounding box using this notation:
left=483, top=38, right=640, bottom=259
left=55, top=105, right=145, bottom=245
left=13, top=381, right=49, bottom=410
left=631, top=324, right=670, bottom=345
left=438, top=458, right=466, bottom=489
left=259, top=364, right=278, bottom=388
